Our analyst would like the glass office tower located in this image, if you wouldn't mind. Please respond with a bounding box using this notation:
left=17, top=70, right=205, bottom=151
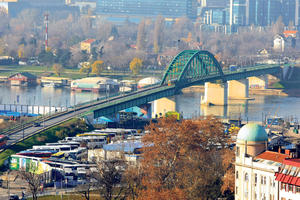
left=96, top=0, right=197, bottom=19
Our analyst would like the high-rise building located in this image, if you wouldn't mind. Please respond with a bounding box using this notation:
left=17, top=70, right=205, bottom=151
left=96, top=0, right=197, bottom=19
left=230, top=0, right=247, bottom=26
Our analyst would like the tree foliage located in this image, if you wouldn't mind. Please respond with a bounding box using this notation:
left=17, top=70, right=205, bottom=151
left=137, top=19, right=146, bottom=51
left=137, top=117, right=233, bottom=200
left=79, top=63, right=92, bottom=77
left=52, top=63, right=64, bottom=77
left=272, top=16, right=285, bottom=35
left=91, top=60, right=104, bottom=76
left=129, top=57, right=143, bottom=76
left=153, top=16, right=165, bottom=53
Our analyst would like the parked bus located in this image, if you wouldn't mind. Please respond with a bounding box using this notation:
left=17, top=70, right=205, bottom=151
left=0, top=135, right=8, bottom=148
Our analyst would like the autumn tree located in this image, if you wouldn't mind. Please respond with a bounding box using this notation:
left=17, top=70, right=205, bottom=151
left=91, top=60, right=104, bottom=76
left=138, top=117, right=229, bottom=200
left=19, top=169, right=43, bottom=200
left=137, top=19, right=146, bottom=51
left=153, top=15, right=165, bottom=53
left=130, top=57, right=143, bottom=76
left=52, top=63, right=64, bottom=76
left=79, top=63, right=92, bottom=77
left=18, top=44, right=25, bottom=58
left=221, top=148, right=235, bottom=199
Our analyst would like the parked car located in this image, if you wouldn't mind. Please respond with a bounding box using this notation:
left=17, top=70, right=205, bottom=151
left=33, top=122, right=40, bottom=127
left=9, top=194, right=19, bottom=200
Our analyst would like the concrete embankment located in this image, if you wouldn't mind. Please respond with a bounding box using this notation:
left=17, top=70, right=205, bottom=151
left=182, top=85, right=293, bottom=97
left=249, top=89, right=288, bottom=96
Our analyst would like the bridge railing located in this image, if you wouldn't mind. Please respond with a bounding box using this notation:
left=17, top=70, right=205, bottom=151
left=0, top=83, right=163, bottom=136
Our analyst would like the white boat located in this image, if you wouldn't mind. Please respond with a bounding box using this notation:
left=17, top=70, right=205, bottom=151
left=43, top=82, right=58, bottom=88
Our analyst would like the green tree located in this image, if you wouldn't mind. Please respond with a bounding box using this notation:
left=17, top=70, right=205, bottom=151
left=52, top=63, right=64, bottom=77
left=38, top=50, right=55, bottom=66
left=91, top=60, right=104, bottom=76
left=153, top=15, right=165, bottom=53
left=55, top=49, right=71, bottom=67
left=129, top=57, right=143, bottom=76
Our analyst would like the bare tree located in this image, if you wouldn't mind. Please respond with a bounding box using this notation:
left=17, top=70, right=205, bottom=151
left=19, top=169, right=42, bottom=200
left=76, top=171, right=94, bottom=200
left=93, top=159, right=128, bottom=200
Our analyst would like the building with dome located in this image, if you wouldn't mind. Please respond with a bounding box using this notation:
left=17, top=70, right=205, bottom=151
left=235, top=123, right=300, bottom=200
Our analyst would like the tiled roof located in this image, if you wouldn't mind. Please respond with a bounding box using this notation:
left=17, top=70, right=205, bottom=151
left=284, top=159, right=300, bottom=167
left=82, top=39, right=96, bottom=44
left=283, top=30, right=298, bottom=34
left=256, top=151, right=290, bottom=163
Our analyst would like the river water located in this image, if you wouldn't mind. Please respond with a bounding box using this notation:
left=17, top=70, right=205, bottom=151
left=0, top=85, right=299, bottom=121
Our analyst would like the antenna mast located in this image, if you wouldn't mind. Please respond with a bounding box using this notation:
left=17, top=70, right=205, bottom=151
left=44, top=13, right=49, bottom=51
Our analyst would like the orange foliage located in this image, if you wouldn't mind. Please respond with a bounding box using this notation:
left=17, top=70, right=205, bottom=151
left=138, top=117, right=228, bottom=199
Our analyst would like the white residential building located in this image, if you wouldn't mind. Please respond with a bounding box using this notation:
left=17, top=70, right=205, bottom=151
left=235, top=123, right=300, bottom=200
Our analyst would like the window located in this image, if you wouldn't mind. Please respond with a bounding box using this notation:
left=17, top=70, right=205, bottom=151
left=281, top=183, right=286, bottom=190
left=296, top=186, right=300, bottom=193
left=245, top=173, right=249, bottom=182
left=236, top=146, right=240, bottom=156
left=261, top=176, right=266, bottom=185
left=236, top=186, right=238, bottom=194
left=236, top=171, right=239, bottom=179
left=288, top=184, right=293, bottom=192
left=255, top=173, right=257, bottom=186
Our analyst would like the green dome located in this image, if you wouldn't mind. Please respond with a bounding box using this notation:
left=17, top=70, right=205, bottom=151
left=237, top=123, right=268, bottom=142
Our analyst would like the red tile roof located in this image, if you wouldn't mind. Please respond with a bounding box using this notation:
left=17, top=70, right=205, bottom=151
left=283, top=30, right=298, bottom=34
left=275, top=173, right=300, bottom=186
left=82, top=39, right=96, bottom=44
left=284, top=159, right=300, bottom=167
left=256, top=151, right=289, bottom=163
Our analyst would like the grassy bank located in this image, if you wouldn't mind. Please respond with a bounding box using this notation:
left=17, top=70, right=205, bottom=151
left=0, top=65, right=163, bottom=80
left=0, top=118, right=92, bottom=171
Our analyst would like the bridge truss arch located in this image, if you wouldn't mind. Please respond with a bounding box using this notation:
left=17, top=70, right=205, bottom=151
left=161, top=50, right=224, bottom=87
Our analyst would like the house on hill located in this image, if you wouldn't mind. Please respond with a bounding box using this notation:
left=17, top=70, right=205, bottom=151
left=80, top=39, right=97, bottom=54
left=8, top=72, right=37, bottom=86
left=273, top=34, right=285, bottom=52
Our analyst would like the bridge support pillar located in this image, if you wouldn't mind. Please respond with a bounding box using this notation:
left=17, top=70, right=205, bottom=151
left=201, top=82, right=228, bottom=106
left=248, top=75, right=268, bottom=89
left=152, top=97, right=176, bottom=118
left=228, top=79, right=249, bottom=99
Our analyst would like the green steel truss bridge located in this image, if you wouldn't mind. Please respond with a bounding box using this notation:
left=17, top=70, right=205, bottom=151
left=91, top=50, right=281, bottom=118
left=2, top=50, right=285, bottom=147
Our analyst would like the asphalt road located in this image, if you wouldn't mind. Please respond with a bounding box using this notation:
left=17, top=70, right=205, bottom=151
left=5, top=85, right=161, bottom=147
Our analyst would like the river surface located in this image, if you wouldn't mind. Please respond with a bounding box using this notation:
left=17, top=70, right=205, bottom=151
left=0, top=85, right=299, bottom=121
